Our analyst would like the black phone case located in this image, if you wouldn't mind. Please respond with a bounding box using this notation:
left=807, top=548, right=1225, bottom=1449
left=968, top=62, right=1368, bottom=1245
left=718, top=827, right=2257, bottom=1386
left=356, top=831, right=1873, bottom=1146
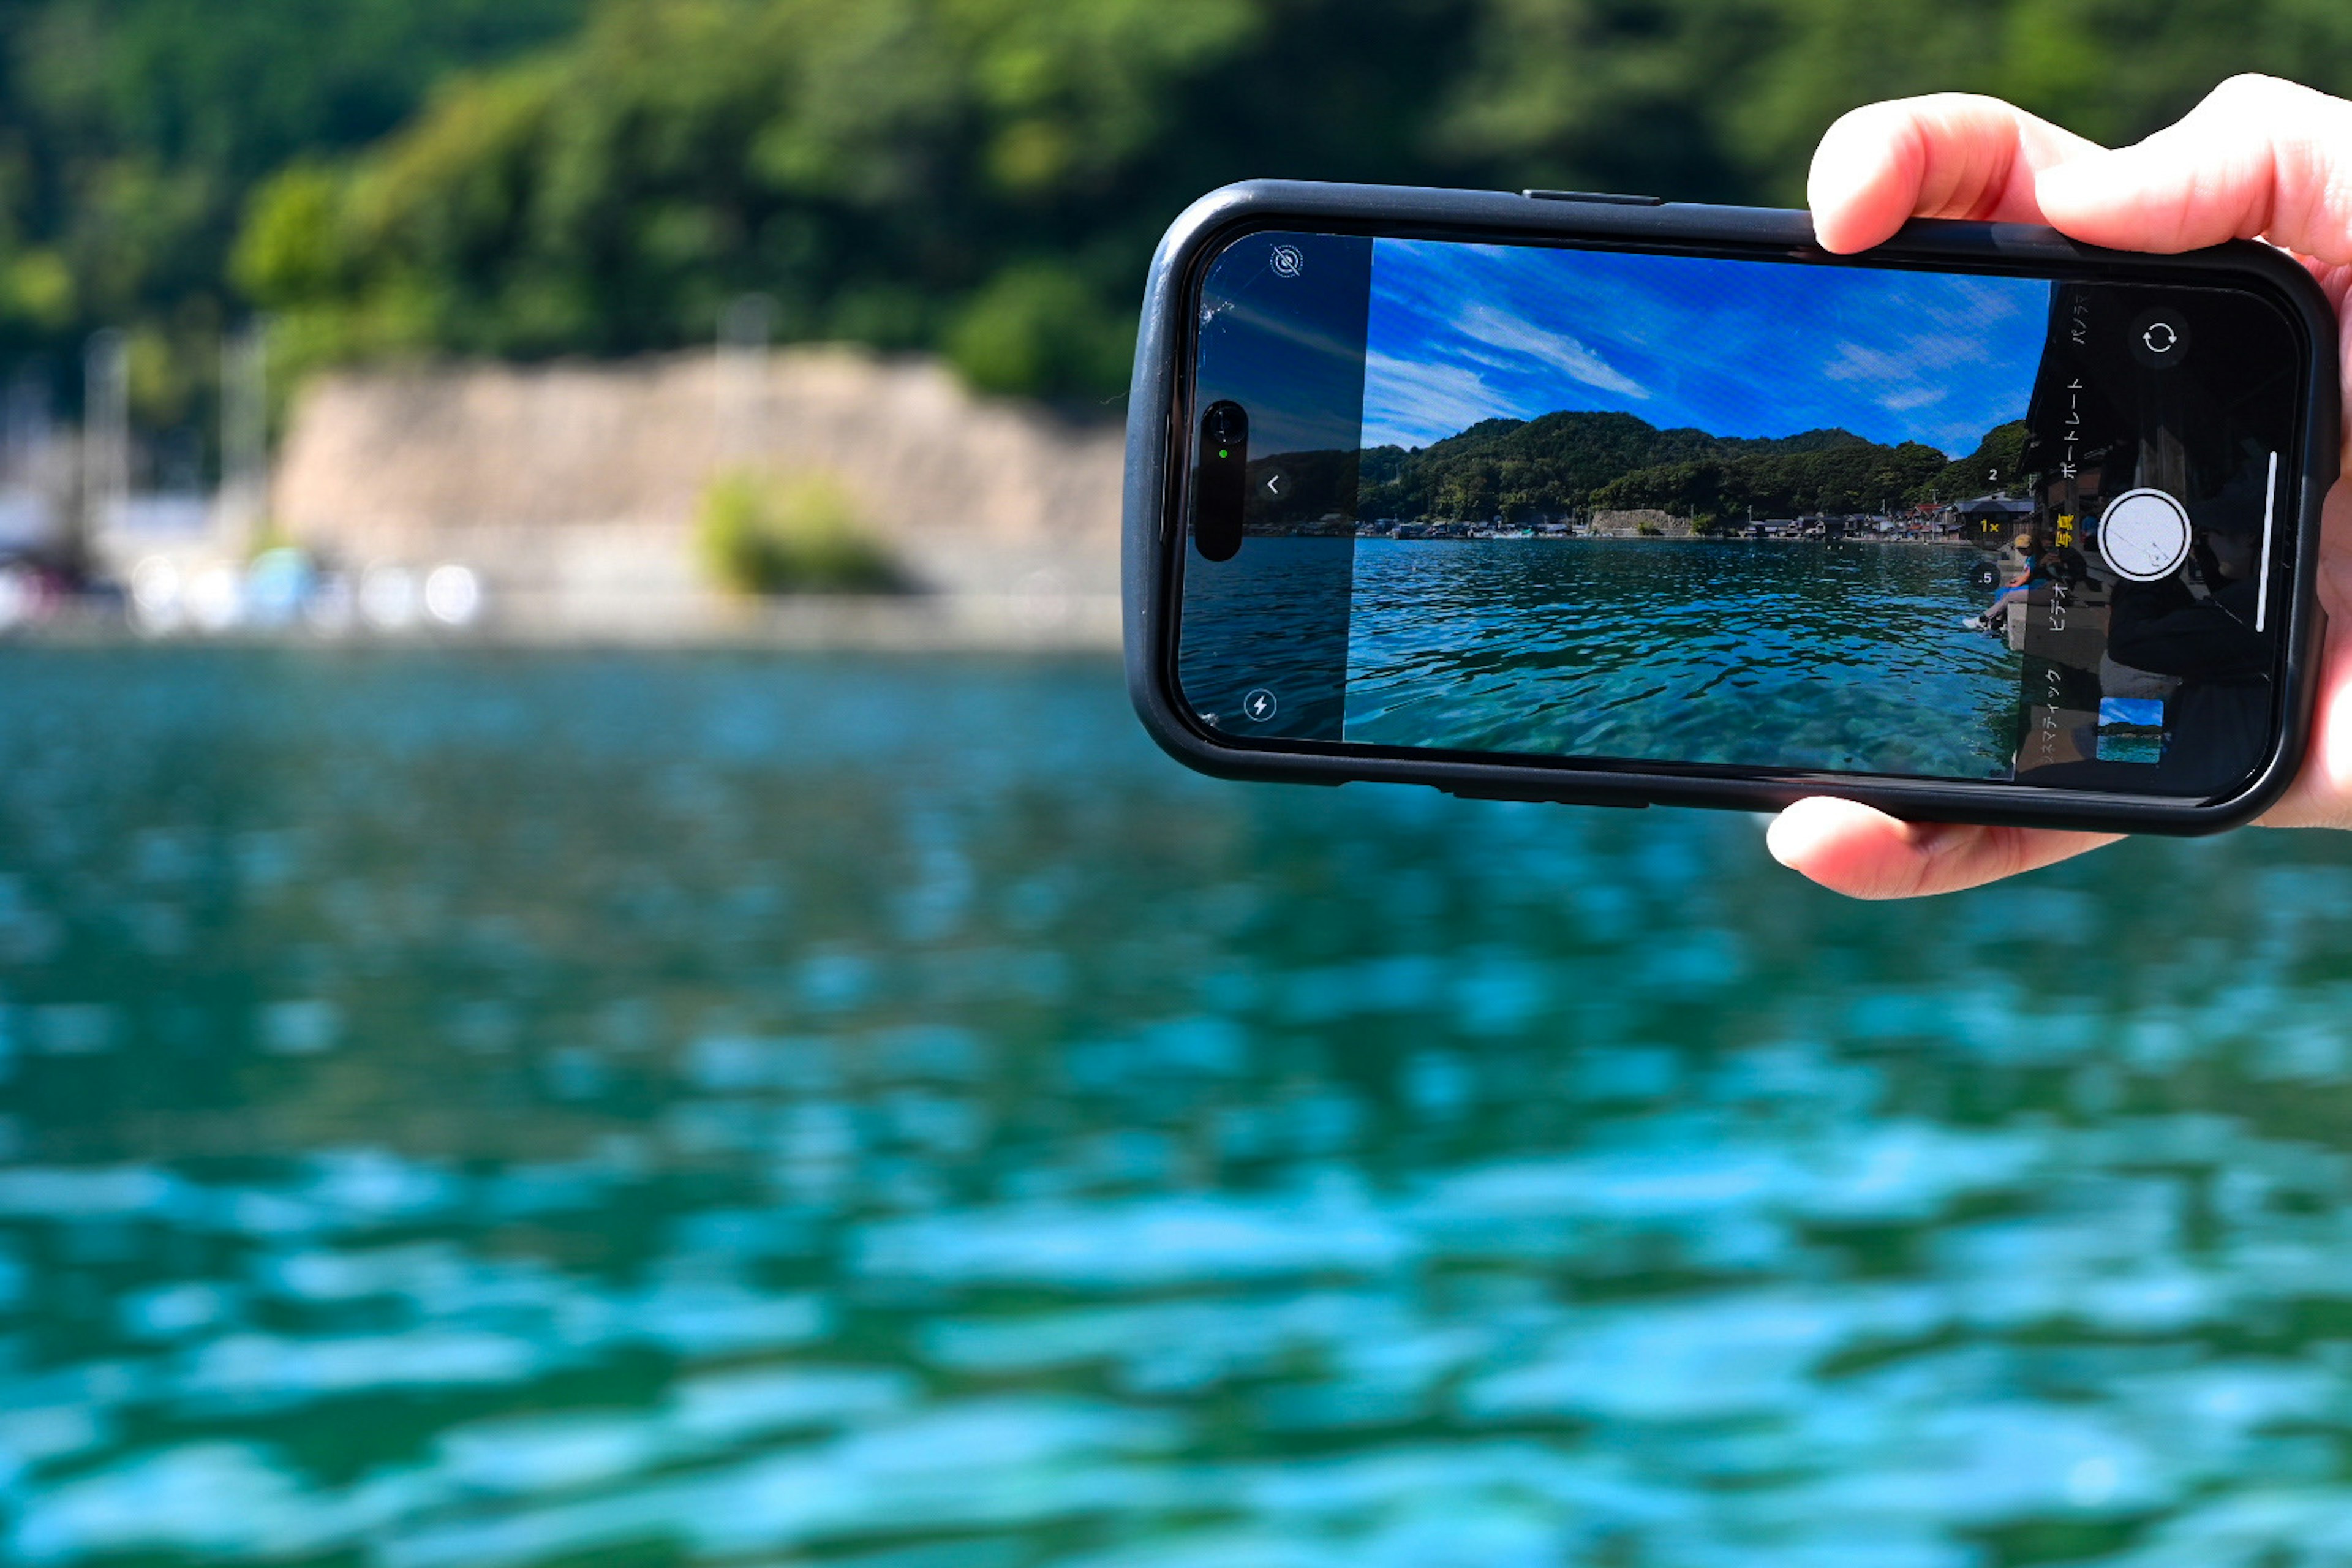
left=1123, top=179, right=2340, bottom=833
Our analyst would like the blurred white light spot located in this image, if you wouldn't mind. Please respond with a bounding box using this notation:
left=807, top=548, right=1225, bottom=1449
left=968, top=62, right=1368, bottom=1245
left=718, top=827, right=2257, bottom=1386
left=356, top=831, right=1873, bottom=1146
left=423, top=564, right=481, bottom=627
left=0, top=567, right=37, bottom=633
left=360, top=565, right=418, bottom=631
left=129, top=556, right=183, bottom=635
left=186, top=562, right=243, bottom=633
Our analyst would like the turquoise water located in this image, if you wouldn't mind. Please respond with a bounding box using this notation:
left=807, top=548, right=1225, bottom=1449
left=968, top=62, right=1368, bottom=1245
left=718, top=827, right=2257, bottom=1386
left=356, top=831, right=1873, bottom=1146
left=1345, top=538, right=2022, bottom=778
left=4, top=647, right=2352, bottom=1565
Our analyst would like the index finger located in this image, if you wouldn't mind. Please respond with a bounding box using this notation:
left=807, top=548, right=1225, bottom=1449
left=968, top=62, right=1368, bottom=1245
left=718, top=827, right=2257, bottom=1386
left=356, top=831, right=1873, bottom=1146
left=2033, top=75, right=2352, bottom=264
left=1809, top=94, right=2105, bottom=254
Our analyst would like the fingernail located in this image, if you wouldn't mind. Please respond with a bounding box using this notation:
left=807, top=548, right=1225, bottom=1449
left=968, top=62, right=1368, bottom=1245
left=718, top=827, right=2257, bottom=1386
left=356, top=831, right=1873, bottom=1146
left=2323, top=666, right=2352, bottom=792
left=1765, top=801, right=1833, bottom=869
left=1807, top=155, right=1872, bottom=239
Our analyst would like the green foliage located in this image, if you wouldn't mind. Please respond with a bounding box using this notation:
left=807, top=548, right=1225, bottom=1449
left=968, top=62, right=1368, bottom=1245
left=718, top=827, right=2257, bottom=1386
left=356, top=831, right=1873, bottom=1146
left=1450, top=0, right=2352, bottom=205
left=696, top=469, right=905, bottom=595
left=1363, top=411, right=1721, bottom=519
left=1362, top=410, right=1969, bottom=521
left=0, top=0, right=586, bottom=432
left=235, top=0, right=1298, bottom=399
left=945, top=262, right=1136, bottom=400
left=19, top=0, right=2352, bottom=422
left=1923, top=420, right=2032, bottom=501
left=1592, top=438, right=1953, bottom=517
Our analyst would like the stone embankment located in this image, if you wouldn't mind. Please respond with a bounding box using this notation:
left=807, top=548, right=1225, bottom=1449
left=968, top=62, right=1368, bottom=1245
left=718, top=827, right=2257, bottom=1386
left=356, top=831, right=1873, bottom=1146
left=1586, top=508, right=1697, bottom=538
left=271, top=347, right=1125, bottom=644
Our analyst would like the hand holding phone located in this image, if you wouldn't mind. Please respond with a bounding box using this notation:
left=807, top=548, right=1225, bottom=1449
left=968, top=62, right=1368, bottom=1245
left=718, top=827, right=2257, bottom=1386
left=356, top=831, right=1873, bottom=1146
left=1773, top=76, right=2352, bottom=897
left=1125, top=137, right=2337, bottom=843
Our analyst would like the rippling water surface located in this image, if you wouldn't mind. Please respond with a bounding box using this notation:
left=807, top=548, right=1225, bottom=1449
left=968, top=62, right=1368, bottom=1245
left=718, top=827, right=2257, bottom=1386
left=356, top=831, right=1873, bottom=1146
left=3, top=647, right=2352, bottom=1567
left=1345, top=539, right=2021, bottom=777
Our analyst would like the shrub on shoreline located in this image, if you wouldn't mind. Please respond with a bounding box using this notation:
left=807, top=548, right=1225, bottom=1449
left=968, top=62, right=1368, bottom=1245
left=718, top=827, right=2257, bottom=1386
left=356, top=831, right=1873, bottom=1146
left=696, top=470, right=905, bottom=595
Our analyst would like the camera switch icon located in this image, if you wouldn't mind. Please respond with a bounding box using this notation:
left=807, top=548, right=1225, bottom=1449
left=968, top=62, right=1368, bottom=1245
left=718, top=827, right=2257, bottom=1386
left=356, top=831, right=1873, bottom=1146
left=2129, top=308, right=2191, bottom=369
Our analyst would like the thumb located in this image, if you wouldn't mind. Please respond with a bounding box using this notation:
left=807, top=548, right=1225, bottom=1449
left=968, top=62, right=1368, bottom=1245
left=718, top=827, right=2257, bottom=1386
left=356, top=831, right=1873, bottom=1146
left=2035, top=75, right=2352, bottom=263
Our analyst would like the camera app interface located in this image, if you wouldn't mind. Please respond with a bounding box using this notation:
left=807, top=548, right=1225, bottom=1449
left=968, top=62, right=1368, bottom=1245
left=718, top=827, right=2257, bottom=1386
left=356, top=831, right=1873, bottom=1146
left=1178, top=230, right=2302, bottom=795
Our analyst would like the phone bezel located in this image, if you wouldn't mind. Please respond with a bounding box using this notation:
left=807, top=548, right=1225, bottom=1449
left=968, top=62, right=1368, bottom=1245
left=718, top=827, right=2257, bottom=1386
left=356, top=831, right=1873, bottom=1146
left=1122, top=180, right=2340, bottom=831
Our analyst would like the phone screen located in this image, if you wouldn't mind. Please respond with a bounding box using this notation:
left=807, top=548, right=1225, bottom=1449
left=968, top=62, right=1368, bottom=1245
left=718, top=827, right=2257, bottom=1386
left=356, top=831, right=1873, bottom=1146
left=1175, top=229, right=2307, bottom=796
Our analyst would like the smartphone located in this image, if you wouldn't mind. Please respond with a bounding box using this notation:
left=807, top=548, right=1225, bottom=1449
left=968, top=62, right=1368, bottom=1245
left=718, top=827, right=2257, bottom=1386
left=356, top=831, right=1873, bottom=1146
left=1121, top=181, right=2340, bottom=832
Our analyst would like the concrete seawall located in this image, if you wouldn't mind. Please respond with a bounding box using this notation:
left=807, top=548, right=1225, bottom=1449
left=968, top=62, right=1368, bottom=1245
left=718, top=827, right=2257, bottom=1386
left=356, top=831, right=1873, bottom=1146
left=1587, top=508, right=1696, bottom=538
left=270, top=347, right=1125, bottom=643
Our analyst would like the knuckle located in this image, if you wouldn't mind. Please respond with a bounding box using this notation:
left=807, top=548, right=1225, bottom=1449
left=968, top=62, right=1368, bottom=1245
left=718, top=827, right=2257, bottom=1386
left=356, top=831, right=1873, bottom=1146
left=2206, top=72, right=2286, bottom=107
left=2201, top=72, right=2330, bottom=127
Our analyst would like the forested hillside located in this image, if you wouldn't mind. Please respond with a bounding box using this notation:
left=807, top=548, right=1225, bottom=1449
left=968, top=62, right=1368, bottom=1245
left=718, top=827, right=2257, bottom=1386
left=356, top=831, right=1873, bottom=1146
left=10, top=0, right=2352, bottom=434
left=1359, top=413, right=2032, bottom=523
left=0, top=0, right=587, bottom=429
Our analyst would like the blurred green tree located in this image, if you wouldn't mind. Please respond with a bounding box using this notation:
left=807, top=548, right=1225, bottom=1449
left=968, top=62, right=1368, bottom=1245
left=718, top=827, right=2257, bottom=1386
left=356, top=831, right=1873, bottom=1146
left=0, top=0, right=586, bottom=433
left=1449, top=0, right=2352, bottom=204
left=17, top=0, right=2352, bottom=417
left=236, top=0, right=1481, bottom=405
left=236, top=0, right=2352, bottom=406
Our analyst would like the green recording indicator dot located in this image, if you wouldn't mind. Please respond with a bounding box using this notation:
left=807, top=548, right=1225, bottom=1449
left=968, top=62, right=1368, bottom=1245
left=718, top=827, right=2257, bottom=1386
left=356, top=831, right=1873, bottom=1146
left=1218, top=449, right=1228, bottom=459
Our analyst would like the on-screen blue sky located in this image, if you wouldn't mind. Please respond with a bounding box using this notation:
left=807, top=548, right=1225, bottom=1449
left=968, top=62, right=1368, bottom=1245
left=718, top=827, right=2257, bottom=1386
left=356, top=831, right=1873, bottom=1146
left=1362, top=239, right=2054, bottom=456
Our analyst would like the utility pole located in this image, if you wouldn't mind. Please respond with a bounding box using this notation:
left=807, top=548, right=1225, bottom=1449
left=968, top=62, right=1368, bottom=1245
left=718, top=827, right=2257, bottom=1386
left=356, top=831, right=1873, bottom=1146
left=5, top=369, right=50, bottom=491
left=715, top=293, right=775, bottom=467
left=80, top=330, right=129, bottom=577
left=220, top=320, right=268, bottom=556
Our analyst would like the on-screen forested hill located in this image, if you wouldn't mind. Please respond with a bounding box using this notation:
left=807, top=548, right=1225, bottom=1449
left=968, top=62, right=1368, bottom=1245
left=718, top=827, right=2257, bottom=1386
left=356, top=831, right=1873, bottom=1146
left=15, top=0, right=2352, bottom=442
left=1360, top=412, right=2031, bottom=523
